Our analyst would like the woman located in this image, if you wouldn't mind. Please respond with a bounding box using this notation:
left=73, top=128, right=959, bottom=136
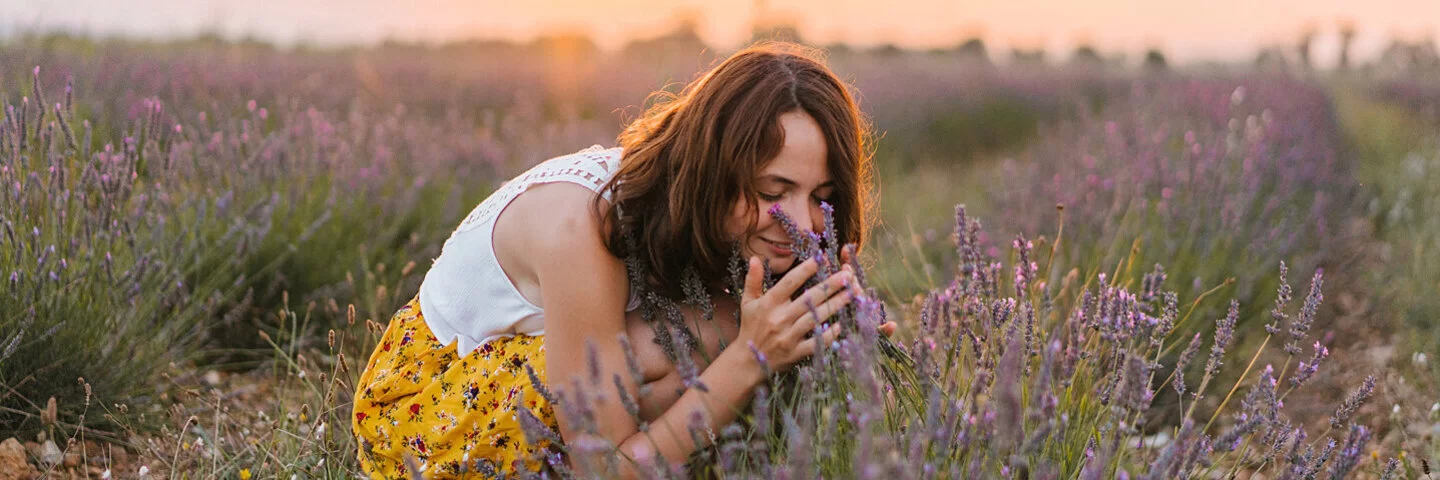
left=352, top=41, right=892, bottom=478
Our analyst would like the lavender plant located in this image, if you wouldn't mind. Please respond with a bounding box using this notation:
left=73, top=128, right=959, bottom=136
left=0, top=66, right=256, bottom=431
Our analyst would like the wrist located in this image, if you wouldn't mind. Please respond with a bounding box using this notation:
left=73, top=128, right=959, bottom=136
left=716, top=342, right=768, bottom=387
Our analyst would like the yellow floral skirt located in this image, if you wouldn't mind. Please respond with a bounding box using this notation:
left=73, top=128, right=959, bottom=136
left=353, top=296, right=562, bottom=478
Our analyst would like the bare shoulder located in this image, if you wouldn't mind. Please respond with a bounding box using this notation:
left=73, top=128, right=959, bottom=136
left=499, top=181, right=610, bottom=251
left=492, top=181, right=621, bottom=305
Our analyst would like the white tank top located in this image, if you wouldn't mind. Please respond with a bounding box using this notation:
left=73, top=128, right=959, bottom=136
left=418, top=145, right=637, bottom=355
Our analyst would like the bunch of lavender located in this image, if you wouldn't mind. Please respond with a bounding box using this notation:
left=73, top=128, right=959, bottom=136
left=493, top=206, right=1394, bottom=479
left=0, top=67, right=250, bottom=430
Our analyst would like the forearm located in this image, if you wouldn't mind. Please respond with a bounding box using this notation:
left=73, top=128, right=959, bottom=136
left=610, top=346, right=765, bottom=476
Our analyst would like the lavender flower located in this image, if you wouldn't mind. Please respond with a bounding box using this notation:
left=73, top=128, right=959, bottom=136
left=1267, top=261, right=1292, bottom=335
left=613, top=374, right=641, bottom=423
left=1329, top=376, right=1376, bottom=429
left=1289, top=341, right=1329, bottom=388
left=1140, top=264, right=1166, bottom=303
left=1378, top=457, right=1400, bottom=480
left=1011, top=234, right=1036, bottom=300
left=992, top=322, right=1025, bottom=450
left=1326, top=425, right=1370, bottom=479
left=1201, top=300, right=1240, bottom=391
left=820, top=201, right=840, bottom=268
left=768, top=204, right=810, bottom=262
left=524, top=363, right=559, bottom=406
left=1286, top=269, right=1324, bottom=355
left=514, top=395, right=565, bottom=447
left=1173, top=333, right=1203, bottom=396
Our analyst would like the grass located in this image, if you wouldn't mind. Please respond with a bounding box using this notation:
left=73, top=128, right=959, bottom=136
left=1331, top=81, right=1440, bottom=413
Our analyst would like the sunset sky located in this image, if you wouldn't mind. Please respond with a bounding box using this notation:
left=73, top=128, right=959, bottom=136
left=3, top=0, right=1438, bottom=66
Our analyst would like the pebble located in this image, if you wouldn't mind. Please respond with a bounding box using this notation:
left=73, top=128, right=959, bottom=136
left=38, top=440, right=63, bottom=467
left=0, top=438, right=39, bottom=480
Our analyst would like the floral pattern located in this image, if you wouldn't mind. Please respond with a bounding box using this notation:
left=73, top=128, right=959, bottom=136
left=353, top=296, right=561, bottom=478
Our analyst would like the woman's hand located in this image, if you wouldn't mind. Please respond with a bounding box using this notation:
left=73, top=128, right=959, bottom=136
left=735, top=257, right=855, bottom=372
left=837, top=246, right=898, bottom=338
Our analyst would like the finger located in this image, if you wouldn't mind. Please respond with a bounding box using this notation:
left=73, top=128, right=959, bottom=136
left=820, top=322, right=843, bottom=345
left=786, top=298, right=823, bottom=340
left=789, top=270, right=854, bottom=318
left=799, top=323, right=844, bottom=356
left=879, top=322, right=898, bottom=337
left=786, top=287, right=854, bottom=339
left=766, top=258, right=818, bottom=301
left=743, top=256, right=764, bottom=302
left=842, top=244, right=858, bottom=267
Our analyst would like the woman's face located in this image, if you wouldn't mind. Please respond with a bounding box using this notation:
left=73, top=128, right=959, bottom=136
left=726, top=110, right=834, bottom=273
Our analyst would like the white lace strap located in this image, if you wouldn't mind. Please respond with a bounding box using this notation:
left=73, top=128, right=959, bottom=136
left=453, top=145, right=619, bottom=235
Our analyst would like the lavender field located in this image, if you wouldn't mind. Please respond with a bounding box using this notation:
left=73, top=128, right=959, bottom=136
left=3, top=35, right=1440, bottom=478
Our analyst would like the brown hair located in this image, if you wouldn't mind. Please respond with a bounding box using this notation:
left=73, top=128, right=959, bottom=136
left=598, top=41, right=875, bottom=298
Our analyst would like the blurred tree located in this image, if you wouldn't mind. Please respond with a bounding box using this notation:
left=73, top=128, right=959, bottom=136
left=872, top=43, right=905, bottom=56
left=1069, top=44, right=1104, bottom=68
left=622, top=13, right=708, bottom=61
left=749, top=0, right=804, bottom=44
left=1142, top=48, right=1169, bottom=72
left=1255, top=46, right=1292, bottom=75
left=1296, top=23, right=1317, bottom=72
left=1338, top=20, right=1357, bottom=71
left=958, top=38, right=990, bottom=63
left=1010, top=48, right=1046, bottom=66
left=822, top=41, right=853, bottom=55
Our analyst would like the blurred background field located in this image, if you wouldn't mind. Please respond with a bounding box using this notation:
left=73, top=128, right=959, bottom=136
left=4, top=2, right=1440, bottom=477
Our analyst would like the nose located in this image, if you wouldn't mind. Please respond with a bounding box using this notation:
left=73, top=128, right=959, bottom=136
left=782, top=196, right=821, bottom=235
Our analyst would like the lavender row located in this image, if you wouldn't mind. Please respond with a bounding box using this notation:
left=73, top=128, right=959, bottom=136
left=978, top=76, right=1362, bottom=343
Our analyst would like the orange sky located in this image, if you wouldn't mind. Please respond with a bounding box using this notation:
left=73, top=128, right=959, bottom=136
left=4, top=0, right=1438, bottom=65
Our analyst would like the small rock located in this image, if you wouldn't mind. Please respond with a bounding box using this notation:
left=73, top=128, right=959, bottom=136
left=1140, top=431, right=1171, bottom=448
left=63, top=451, right=82, bottom=468
left=21, top=442, right=40, bottom=459
left=38, top=440, right=62, bottom=467
left=0, top=438, right=40, bottom=480
left=111, top=447, right=128, bottom=466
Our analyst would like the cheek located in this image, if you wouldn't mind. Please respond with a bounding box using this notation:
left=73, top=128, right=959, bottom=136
left=725, top=199, right=781, bottom=240
left=724, top=201, right=754, bottom=240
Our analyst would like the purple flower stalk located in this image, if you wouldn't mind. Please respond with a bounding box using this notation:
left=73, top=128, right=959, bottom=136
left=1204, top=300, right=1240, bottom=382
left=1329, top=375, right=1376, bottom=429
left=1289, top=341, right=1329, bottom=388
left=1285, top=269, right=1324, bottom=355
left=1266, top=262, right=1292, bottom=335
left=1326, top=425, right=1370, bottom=479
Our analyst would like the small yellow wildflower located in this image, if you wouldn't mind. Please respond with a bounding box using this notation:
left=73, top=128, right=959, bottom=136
left=239, top=468, right=252, bottom=480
